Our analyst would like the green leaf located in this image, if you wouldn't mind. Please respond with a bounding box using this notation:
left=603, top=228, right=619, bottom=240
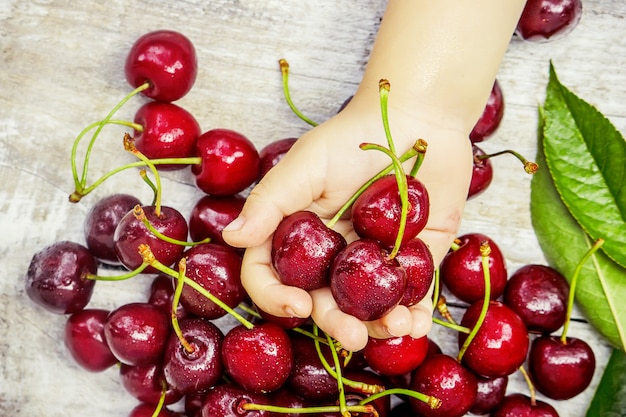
left=542, top=63, right=626, bottom=268
left=586, top=349, right=626, bottom=417
left=531, top=107, right=626, bottom=351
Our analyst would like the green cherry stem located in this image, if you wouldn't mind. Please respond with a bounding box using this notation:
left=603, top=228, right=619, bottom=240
left=361, top=387, right=441, bottom=410
left=432, top=317, right=470, bottom=334
left=138, top=244, right=255, bottom=330
left=139, top=169, right=158, bottom=206
left=132, top=204, right=211, bottom=247
left=72, top=82, right=150, bottom=191
left=359, top=142, right=408, bottom=259
left=476, top=149, right=539, bottom=174
left=150, top=380, right=168, bottom=417
left=518, top=365, right=538, bottom=407
left=241, top=402, right=376, bottom=415
left=124, top=133, right=163, bottom=217
left=378, top=79, right=397, bottom=156
left=560, top=237, right=604, bottom=343
left=172, top=258, right=195, bottom=353
left=435, top=295, right=459, bottom=325
left=457, top=241, right=492, bottom=362
left=279, top=58, right=318, bottom=127
left=322, top=329, right=349, bottom=417
left=326, top=145, right=419, bottom=229
left=409, top=139, right=428, bottom=177
left=85, top=262, right=150, bottom=281
left=431, top=268, right=440, bottom=312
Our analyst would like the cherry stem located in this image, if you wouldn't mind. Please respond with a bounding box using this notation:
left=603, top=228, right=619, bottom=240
left=68, top=156, right=201, bottom=203
left=560, top=237, right=605, bottom=343
left=85, top=263, right=149, bottom=281
left=432, top=317, right=470, bottom=334
left=362, top=387, right=441, bottom=410
left=476, top=149, right=539, bottom=174
left=150, top=380, right=168, bottom=417
left=241, top=402, right=377, bottom=416
left=132, top=204, right=211, bottom=247
left=139, top=169, right=158, bottom=206
left=321, top=328, right=349, bottom=417
left=518, top=365, right=537, bottom=406
left=449, top=239, right=461, bottom=252
left=431, top=268, right=440, bottom=312
left=279, top=58, right=318, bottom=127
left=457, top=241, right=492, bottom=362
left=409, top=139, right=428, bottom=177
left=378, top=79, right=396, bottom=156
left=359, top=142, right=409, bottom=259
left=436, top=295, right=459, bottom=325
left=172, top=258, right=195, bottom=353
left=326, top=145, right=419, bottom=229
left=124, top=133, right=163, bottom=217
left=138, top=244, right=255, bottom=330
left=71, top=82, right=150, bottom=191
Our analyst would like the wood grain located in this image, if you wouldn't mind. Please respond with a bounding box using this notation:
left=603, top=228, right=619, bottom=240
left=1, top=1, right=624, bottom=416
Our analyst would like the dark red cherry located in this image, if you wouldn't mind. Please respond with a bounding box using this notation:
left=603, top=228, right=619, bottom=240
left=393, top=238, right=435, bottom=307
left=178, top=242, right=244, bottom=320
left=119, top=362, right=183, bottom=405
left=147, top=274, right=187, bottom=320
left=25, top=241, right=97, bottom=314
left=491, top=393, right=559, bottom=417
left=258, top=137, right=297, bottom=178
left=363, top=335, right=429, bottom=376
left=128, top=403, right=179, bottom=417
left=470, top=374, right=508, bottom=415
left=104, top=302, right=170, bottom=366
left=409, top=354, right=478, bottom=417
left=503, top=264, right=569, bottom=333
left=330, top=238, right=407, bottom=322
left=469, top=79, right=504, bottom=143
left=351, top=174, right=430, bottom=247
left=516, top=0, right=583, bottom=42
left=468, top=144, right=494, bottom=199
left=189, top=194, right=245, bottom=247
left=440, top=233, right=507, bottom=304
left=221, top=322, right=293, bottom=394
left=114, top=205, right=188, bottom=272
left=64, top=308, right=118, bottom=372
left=267, top=387, right=312, bottom=417
left=528, top=335, right=595, bottom=400
left=200, top=384, right=270, bottom=417
left=133, top=101, right=201, bottom=169
left=458, top=301, right=529, bottom=378
left=83, top=193, right=141, bottom=265
left=192, top=128, right=261, bottom=196
left=271, top=210, right=347, bottom=292
left=162, top=317, right=224, bottom=395
left=125, top=30, right=197, bottom=102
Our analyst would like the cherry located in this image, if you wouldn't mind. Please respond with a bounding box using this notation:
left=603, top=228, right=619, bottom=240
left=330, top=238, right=407, bottom=322
left=271, top=210, right=347, bottom=292
left=83, top=193, right=142, bottom=265
left=351, top=174, right=429, bottom=247
left=103, top=302, right=170, bottom=366
left=528, top=335, right=595, bottom=400
left=469, top=79, right=504, bottom=143
left=468, top=144, right=494, bottom=199
left=491, top=393, right=559, bottom=417
left=162, top=317, right=224, bottom=395
left=64, top=308, right=118, bottom=372
left=458, top=301, right=529, bottom=378
left=147, top=274, right=187, bottom=320
left=178, top=242, right=244, bottom=320
left=409, top=354, right=478, bottom=417
left=515, top=0, right=583, bottom=42
left=362, top=334, right=429, bottom=376
left=185, top=390, right=208, bottom=417
left=125, top=30, right=197, bottom=102
left=267, top=387, right=313, bottom=417
left=189, top=194, right=246, bottom=247
left=393, top=237, right=434, bottom=307
left=133, top=101, right=201, bottom=168
left=440, top=233, right=507, bottom=304
left=192, top=128, right=261, bottom=196
left=128, top=402, right=179, bottom=417
left=119, top=362, right=183, bottom=405
left=114, top=205, right=188, bottom=272
left=503, top=264, right=569, bottom=333
left=258, top=137, right=297, bottom=178
left=200, top=384, right=270, bottom=417
left=470, top=374, right=508, bottom=415
left=25, top=240, right=97, bottom=314
left=221, top=322, right=293, bottom=394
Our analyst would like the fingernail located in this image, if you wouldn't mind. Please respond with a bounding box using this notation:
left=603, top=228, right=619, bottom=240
left=223, top=215, right=245, bottom=232
left=285, top=307, right=298, bottom=317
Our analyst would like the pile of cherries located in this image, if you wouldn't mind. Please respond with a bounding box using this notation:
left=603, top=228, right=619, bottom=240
left=24, top=2, right=591, bottom=416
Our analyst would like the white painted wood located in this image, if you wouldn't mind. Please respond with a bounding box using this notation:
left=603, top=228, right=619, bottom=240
left=1, top=1, right=624, bottom=416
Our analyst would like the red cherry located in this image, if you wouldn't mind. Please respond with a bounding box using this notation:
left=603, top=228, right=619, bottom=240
left=491, top=393, right=559, bottom=417
left=189, top=194, right=246, bottom=247
left=200, top=384, right=270, bottom=417
left=25, top=241, right=97, bottom=314
left=125, top=30, right=197, bottom=102
left=516, top=0, right=583, bottom=42
left=133, top=101, right=201, bottom=169
left=468, top=145, right=494, bottom=199
left=469, top=80, right=504, bottom=143
left=192, top=128, right=261, bottom=196
left=458, top=301, right=529, bottom=378
left=119, top=362, right=183, bottom=405
left=64, top=308, right=118, bottom=372
left=393, top=237, right=435, bottom=307
left=363, top=334, right=429, bottom=376
left=258, top=137, right=297, bottom=178
left=470, top=374, right=508, bottom=415
left=128, top=403, right=179, bottom=417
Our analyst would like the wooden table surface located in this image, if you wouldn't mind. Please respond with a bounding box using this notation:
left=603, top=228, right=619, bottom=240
left=1, top=1, right=624, bottom=416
